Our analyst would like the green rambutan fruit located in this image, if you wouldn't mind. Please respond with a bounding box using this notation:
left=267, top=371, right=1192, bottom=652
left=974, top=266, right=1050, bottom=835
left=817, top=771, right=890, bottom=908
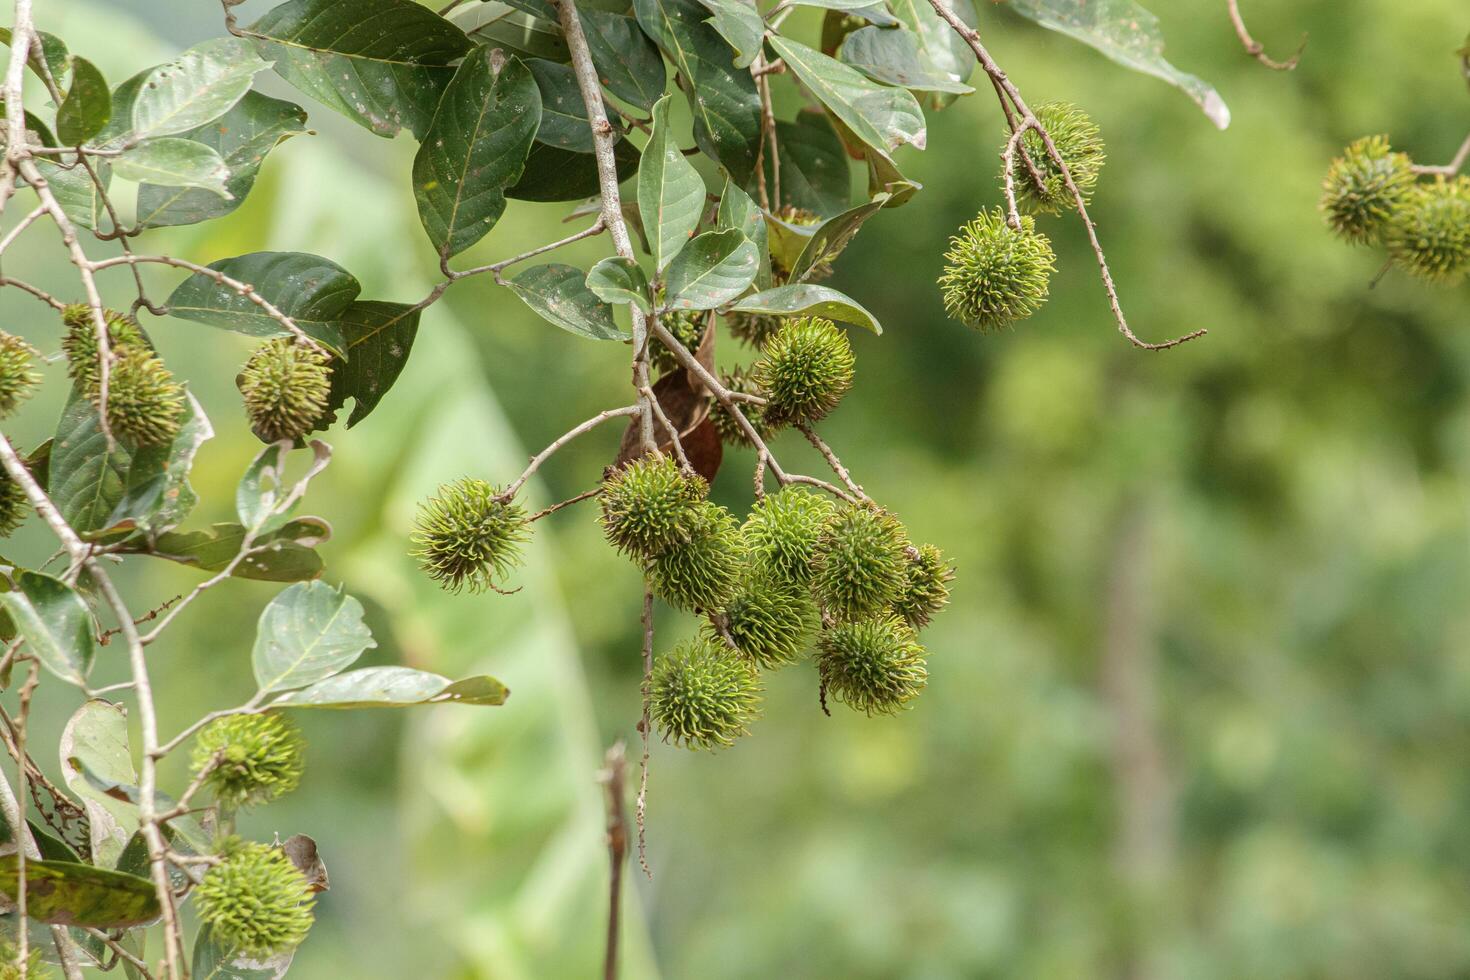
left=104, top=347, right=185, bottom=447
left=195, top=839, right=315, bottom=956
left=60, top=304, right=148, bottom=392
left=650, top=636, right=761, bottom=749
left=891, top=543, right=954, bottom=630
left=710, top=365, right=770, bottom=448
left=725, top=310, right=783, bottom=349
left=707, top=574, right=817, bottom=670
left=192, top=712, right=305, bottom=811
left=412, top=478, right=530, bottom=593
left=1005, top=101, right=1106, bottom=215
left=0, top=941, right=47, bottom=979
left=753, top=316, right=855, bottom=426
left=0, top=332, right=39, bottom=419
left=817, top=614, right=928, bottom=716
left=648, top=500, right=744, bottom=612
left=1320, top=135, right=1415, bottom=245
left=238, top=338, right=333, bottom=443
left=938, top=209, right=1055, bottom=333
left=811, top=504, right=910, bottom=620
left=1385, top=177, right=1470, bottom=284
left=650, top=307, right=707, bottom=375
left=741, top=487, right=834, bottom=588
left=600, top=455, right=707, bottom=559
left=0, top=471, right=28, bottom=538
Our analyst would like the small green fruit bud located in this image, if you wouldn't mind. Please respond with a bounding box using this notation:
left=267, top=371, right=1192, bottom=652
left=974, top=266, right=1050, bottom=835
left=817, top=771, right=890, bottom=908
left=60, top=304, right=148, bottom=392
left=754, top=316, right=855, bottom=426
left=649, top=500, right=744, bottom=612
left=891, top=543, right=953, bottom=630
left=710, top=365, right=770, bottom=449
left=0, top=332, right=38, bottom=419
left=192, top=712, right=305, bottom=810
left=707, top=574, right=816, bottom=670
left=600, top=455, right=707, bottom=559
left=239, top=338, right=333, bottom=443
left=938, top=209, right=1055, bottom=332
left=811, top=504, right=909, bottom=620
left=1004, top=101, right=1106, bottom=215
left=1385, top=177, right=1470, bottom=284
left=650, top=307, right=706, bottom=375
left=741, top=487, right=834, bottom=589
left=412, top=478, right=530, bottom=594
left=651, top=637, right=761, bottom=750
left=105, top=347, right=185, bottom=447
left=1320, top=135, right=1415, bottom=245
left=817, top=615, right=928, bottom=716
left=196, top=839, right=315, bottom=956
left=0, top=470, right=28, bottom=538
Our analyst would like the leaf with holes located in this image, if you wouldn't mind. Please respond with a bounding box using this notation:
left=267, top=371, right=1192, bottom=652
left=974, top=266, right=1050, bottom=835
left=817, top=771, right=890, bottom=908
left=769, top=35, right=926, bottom=154
left=130, top=36, right=271, bottom=138
left=320, top=301, right=421, bottom=428
left=507, top=264, right=627, bottom=341
left=166, top=251, right=357, bottom=350
left=253, top=580, right=376, bottom=693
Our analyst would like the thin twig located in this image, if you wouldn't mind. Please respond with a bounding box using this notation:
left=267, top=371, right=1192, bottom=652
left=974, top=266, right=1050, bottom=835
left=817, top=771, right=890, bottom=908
left=636, top=589, right=653, bottom=878
left=1225, top=0, right=1305, bottom=71
left=1411, top=132, right=1470, bottom=176
left=502, top=405, right=640, bottom=499
left=598, top=741, right=629, bottom=980
left=529, top=486, right=603, bottom=522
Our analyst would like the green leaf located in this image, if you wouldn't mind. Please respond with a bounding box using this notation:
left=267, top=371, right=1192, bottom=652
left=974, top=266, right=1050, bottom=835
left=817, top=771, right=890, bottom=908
left=0, top=27, right=69, bottom=86
left=507, top=264, right=628, bottom=341
left=0, top=571, right=93, bottom=687
left=237, top=443, right=288, bottom=534
left=130, top=37, right=272, bottom=138
left=0, top=102, right=56, bottom=149
left=413, top=49, right=541, bottom=259
left=692, top=0, right=765, bottom=68
left=0, top=857, right=159, bottom=929
left=456, top=3, right=570, bottom=61
left=762, top=115, right=851, bottom=217
left=321, top=301, right=422, bottom=428
left=56, top=56, right=111, bottom=145
left=526, top=58, right=596, bottom=152
left=193, top=923, right=294, bottom=980
left=731, top=282, right=882, bottom=332
left=273, top=666, right=510, bottom=708
left=253, top=580, right=376, bottom=693
left=763, top=208, right=817, bottom=272
left=864, top=142, right=921, bottom=204
left=788, top=192, right=891, bottom=281
left=144, top=519, right=329, bottom=582
left=112, top=138, right=232, bottom=198
left=839, top=25, right=975, bottom=94
left=664, top=228, right=760, bottom=309
left=579, top=9, right=666, bottom=111
left=37, top=158, right=109, bottom=230
left=71, top=761, right=212, bottom=857
left=505, top=137, right=640, bottom=202
left=717, top=176, right=770, bottom=287
left=250, top=0, right=473, bottom=138
left=136, top=92, right=310, bottom=229
left=50, top=390, right=131, bottom=535
left=586, top=257, right=653, bottom=312
left=638, top=95, right=705, bottom=273
left=887, top=0, right=976, bottom=84
left=634, top=0, right=761, bottom=183
left=165, top=251, right=358, bottom=349
left=768, top=35, right=926, bottom=154
left=104, top=392, right=213, bottom=537
left=58, top=701, right=138, bottom=867
left=1003, top=0, right=1229, bottom=128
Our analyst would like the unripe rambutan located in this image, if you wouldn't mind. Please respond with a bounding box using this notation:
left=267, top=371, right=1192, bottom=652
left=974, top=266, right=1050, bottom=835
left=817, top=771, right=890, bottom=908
left=706, top=574, right=816, bottom=670
left=650, top=307, right=706, bottom=375
left=60, top=304, right=148, bottom=392
left=710, top=365, right=770, bottom=448
left=195, top=839, right=315, bottom=956
left=817, top=615, right=927, bottom=716
left=754, top=316, right=855, bottom=426
left=1385, top=177, right=1470, bottom=284
left=0, top=332, right=38, bottom=419
left=0, top=470, right=27, bottom=537
left=0, top=941, right=47, bottom=979
left=648, top=500, right=744, bottom=612
left=412, top=478, right=530, bottom=593
left=104, top=347, right=185, bottom=447
left=811, top=504, right=909, bottom=620
left=600, top=455, right=707, bottom=559
left=1004, top=101, right=1106, bottom=215
left=238, top=338, right=333, bottom=443
left=938, top=210, right=1054, bottom=332
left=650, top=637, right=761, bottom=749
left=741, top=487, right=834, bottom=588
left=725, top=310, right=782, bottom=349
left=891, top=543, right=953, bottom=630
left=192, top=712, right=305, bottom=811
left=1320, top=135, right=1414, bottom=245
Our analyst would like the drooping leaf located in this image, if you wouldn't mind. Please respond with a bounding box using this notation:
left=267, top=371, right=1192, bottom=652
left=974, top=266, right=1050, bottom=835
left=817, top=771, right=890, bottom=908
left=56, top=56, right=111, bottom=145
left=272, top=666, right=510, bottom=708
left=130, top=37, right=272, bottom=138
left=579, top=8, right=666, bottom=111
left=58, top=701, right=138, bottom=867
left=769, top=35, right=926, bottom=154
left=72, top=762, right=211, bottom=857
left=763, top=208, right=818, bottom=273
left=692, top=0, right=765, bottom=68
left=321, top=301, right=422, bottom=428
left=788, top=191, right=894, bottom=281
left=111, top=138, right=232, bottom=199
left=193, top=923, right=294, bottom=980
left=526, top=58, right=597, bottom=152
left=762, top=114, right=850, bottom=217
left=0, top=571, right=93, bottom=687
left=505, top=137, right=640, bottom=202
left=0, top=857, right=159, bottom=929
left=103, top=392, right=213, bottom=537
left=143, top=519, right=329, bottom=582
left=730, top=283, right=882, bottom=332
left=413, top=49, right=541, bottom=259
left=864, top=142, right=921, bottom=204
left=236, top=441, right=321, bottom=535
left=506, top=264, right=628, bottom=341
left=166, top=251, right=358, bottom=350
left=250, top=0, right=473, bottom=138
left=252, top=580, right=376, bottom=693
left=585, top=257, right=653, bottom=312
left=664, top=228, right=760, bottom=310
left=887, top=0, right=976, bottom=84
left=637, top=94, right=705, bottom=272
left=50, top=390, right=131, bottom=535
left=839, top=25, right=975, bottom=94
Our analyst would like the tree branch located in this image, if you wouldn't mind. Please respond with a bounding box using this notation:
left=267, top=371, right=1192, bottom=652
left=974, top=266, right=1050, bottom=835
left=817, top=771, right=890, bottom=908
left=1225, top=0, right=1305, bottom=71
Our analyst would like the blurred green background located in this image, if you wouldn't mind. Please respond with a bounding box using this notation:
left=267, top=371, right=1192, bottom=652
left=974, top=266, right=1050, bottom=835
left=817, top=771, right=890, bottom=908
left=6, top=0, right=1470, bottom=976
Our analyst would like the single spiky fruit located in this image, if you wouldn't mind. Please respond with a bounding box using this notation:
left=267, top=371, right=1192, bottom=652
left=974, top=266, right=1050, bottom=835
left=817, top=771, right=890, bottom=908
left=938, top=210, right=1055, bottom=332
left=725, top=310, right=783, bottom=349
left=1320, top=135, right=1415, bottom=245
left=754, top=316, right=855, bottom=426
left=0, top=332, right=38, bottom=419
left=239, top=338, right=333, bottom=443
left=1004, top=101, right=1106, bottom=215
left=710, top=365, right=770, bottom=448
left=892, top=544, right=953, bottom=630
left=742, top=487, right=834, bottom=588
left=650, top=637, right=761, bottom=749
left=196, top=839, right=315, bottom=956
left=105, top=347, right=184, bottom=447
left=0, top=941, right=47, bottom=980
left=60, top=304, right=148, bottom=392
left=600, top=455, right=707, bottom=559
left=649, top=501, right=744, bottom=612
left=412, top=478, right=530, bottom=593
left=650, top=307, right=707, bottom=375
left=817, top=615, right=928, bottom=716
left=192, top=713, right=305, bottom=811
left=811, top=504, right=910, bottom=620
left=1385, top=177, right=1470, bottom=284
left=707, top=574, right=817, bottom=670
left=0, top=471, right=28, bottom=537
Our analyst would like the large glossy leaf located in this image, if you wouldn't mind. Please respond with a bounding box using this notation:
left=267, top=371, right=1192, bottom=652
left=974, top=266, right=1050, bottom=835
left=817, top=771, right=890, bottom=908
left=585, top=257, right=653, bottom=312
left=664, top=228, right=760, bottom=309
left=50, top=390, right=131, bottom=535
left=888, top=0, right=976, bottom=83
left=526, top=58, right=596, bottom=152
left=166, top=251, right=358, bottom=349
left=321, top=301, right=421, bottom=428
left=253, top=580, right=376, bottom=693
left=693, top=0, right=765, bottom=68
left=130, top=37, right=271, bottom=138
left=731, top=283, right=881, bottom=332
left=143, top=519, right=328, bottom=582
left=249, top=0, right=472, bottom=138
left=111, top=138, right=231, bottom=198
left=769, top=35, right=926, bottom=153
left=716, top=177, right=770, bottom=287
left=193, top=924, right=293, bottom=980
left=0, top=571, right=93, bottom=687
left=413, top=49, right=540, bottom=259
left=507, top=264, right=627, bottom=341
left=763, top=114, right=850, bottom=217
left=136, top=92, right=309, bottom=229
left=505, top=137, right=639, bottom=202
left=0, top=857, right=159, bottom=929
left=1003, top=0, right=1229, bottom=128
left=56, top=56, right=110, bottom=145
left=103, top=393, right=212, bottom=538
left=273, top=666, right=509, bottom=708
left=839, top=25, right=975, bottom=93
left=637, top=94, right=705, bottom=272
left=58, top=701, right=138, bottom=867
left=634, top=0, right=761, bottom=183
left=579, top=8, right=666, bottom=111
